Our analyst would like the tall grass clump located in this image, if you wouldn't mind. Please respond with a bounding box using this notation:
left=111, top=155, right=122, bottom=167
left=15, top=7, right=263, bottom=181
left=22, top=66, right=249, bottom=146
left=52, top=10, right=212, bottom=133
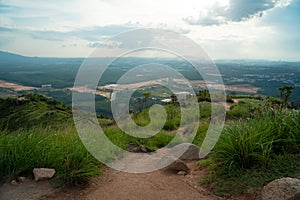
left=203, top=108, right=300, bottom=196
left=212, top=118, right=275, bottom=172
left=270, top=109, right=300, bottom=154
left=0, top=129, right=102, bottom=186
left=213, top=108, right=300, bottom=172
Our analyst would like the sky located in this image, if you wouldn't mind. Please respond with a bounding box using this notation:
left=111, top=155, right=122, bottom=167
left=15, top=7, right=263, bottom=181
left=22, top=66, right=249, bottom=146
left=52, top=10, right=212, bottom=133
left=0, top=0, right=299, bottom=60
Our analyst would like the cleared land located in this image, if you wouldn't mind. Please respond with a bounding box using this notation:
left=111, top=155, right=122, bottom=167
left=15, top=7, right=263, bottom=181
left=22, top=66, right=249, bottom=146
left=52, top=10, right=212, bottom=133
left=0, top=80, right=37, bottom=91
left=68, top=87, right=111, bottom=99
left=0, top=79, right=260, bottom=100
left=97, top=78, right=260, bottom=100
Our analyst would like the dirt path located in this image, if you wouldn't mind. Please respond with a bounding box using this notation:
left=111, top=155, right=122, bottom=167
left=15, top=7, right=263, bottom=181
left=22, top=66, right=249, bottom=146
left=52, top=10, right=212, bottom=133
left=0, top=179, right=58, bottom=200
left=40, top=162, right=220, bottom=200
left=0, top=161, right=220, bottom=200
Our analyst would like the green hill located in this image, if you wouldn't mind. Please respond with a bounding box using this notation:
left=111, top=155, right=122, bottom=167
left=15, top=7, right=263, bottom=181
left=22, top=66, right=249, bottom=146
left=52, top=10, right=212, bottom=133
left=0, top=94, right=73, bottom=131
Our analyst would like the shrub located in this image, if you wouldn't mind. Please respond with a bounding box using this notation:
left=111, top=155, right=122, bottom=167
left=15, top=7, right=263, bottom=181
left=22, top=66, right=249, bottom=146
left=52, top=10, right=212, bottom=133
left=163, top=120, right=178, bottom=130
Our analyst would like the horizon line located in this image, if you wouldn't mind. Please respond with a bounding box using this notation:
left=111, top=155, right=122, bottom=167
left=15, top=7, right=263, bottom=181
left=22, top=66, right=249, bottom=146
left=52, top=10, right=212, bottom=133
left=1, top=50, right=300, bottom=63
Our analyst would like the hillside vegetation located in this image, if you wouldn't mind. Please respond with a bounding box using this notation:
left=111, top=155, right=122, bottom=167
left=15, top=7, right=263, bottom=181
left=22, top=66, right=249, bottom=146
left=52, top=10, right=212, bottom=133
left=199, top=98, right=300, bottom=197
left=0, top=94, right=72, bottom=131
left=0, top=94, right=184, bottom=185
left=0, top=93, right=299, bottom=198
left=0, top=94, right=103, bottom=186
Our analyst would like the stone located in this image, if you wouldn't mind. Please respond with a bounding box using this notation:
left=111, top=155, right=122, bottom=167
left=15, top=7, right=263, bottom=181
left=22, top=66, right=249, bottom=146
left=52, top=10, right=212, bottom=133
left=156, top=156, right=190, bottom=173
left=139, top=145, right=148, bottom=153
left=11, top=180, right=18, bottom=185
left=33, top=168, right=56, bottom=181
left=177, top=171, right=187, bottom=176
left=127, top=143, right=141, bottom=152
left=18, top=176, right=26, bottom=183
left=262, top=177, right=300, bottom=200
left=127, top=143, right=148, bottom=153
left=172, top=143, right=201, bottom=161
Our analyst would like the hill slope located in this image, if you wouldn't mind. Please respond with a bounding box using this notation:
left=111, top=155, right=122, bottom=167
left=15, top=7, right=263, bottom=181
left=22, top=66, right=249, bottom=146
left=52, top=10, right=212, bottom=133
left=0, top=94, right=73, bottom=131
left=0, top=51, right=30, bottom=63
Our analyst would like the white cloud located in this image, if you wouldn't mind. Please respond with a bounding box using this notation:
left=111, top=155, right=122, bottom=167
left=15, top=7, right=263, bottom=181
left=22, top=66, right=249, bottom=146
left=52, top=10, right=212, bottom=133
left=0, top=0, right=298, bottom=60
left=183, top=0, right=292, bottom=26
left=0, top=0, right=221, bottom=30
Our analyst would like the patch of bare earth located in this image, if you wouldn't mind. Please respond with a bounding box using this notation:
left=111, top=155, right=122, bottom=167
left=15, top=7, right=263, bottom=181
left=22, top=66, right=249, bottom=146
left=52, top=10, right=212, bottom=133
left=0, top=178, right=58, bottom=200
left=224, top=98, right=244, bottom=111
left=68, top=87, right=111, bottom=99
left=0, top=80, right=37, bottom=91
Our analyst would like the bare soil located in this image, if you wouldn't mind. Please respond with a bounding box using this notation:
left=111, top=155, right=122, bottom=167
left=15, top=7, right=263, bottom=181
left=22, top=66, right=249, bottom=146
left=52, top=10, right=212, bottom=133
left=0, top=178, right=58, bottom=200
left=0, top=80, right=36, bottom=91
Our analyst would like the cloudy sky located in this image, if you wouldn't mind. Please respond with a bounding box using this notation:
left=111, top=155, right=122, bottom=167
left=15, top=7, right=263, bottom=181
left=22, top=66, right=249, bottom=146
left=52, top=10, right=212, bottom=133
left=0, top=0, right=299, bottom=60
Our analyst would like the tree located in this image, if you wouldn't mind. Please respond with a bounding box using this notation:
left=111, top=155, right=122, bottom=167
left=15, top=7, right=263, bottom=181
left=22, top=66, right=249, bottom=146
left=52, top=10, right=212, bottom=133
left=278, top=85, right=295, bottom=107
left=170, top=93, right=177, bottom=104
left=197, top=89, right=211, bottom=102
left=142, top=92, right=151, bottom=109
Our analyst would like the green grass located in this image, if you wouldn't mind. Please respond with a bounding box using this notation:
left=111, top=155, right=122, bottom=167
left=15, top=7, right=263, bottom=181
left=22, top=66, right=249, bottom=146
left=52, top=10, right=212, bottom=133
left=0, top=94, right=187, bottom=186
left=133, top=102, right=212, bottom=131
left=0, top=94, right=72, bottom=131
left=0, top=129, right=102, bottom=186
left=199, top=102, right=212, bottom=118
left=104, top=125, right=177, bottom=151
left=201, top=154, right=300, bottom=197
left=0, top=94, right=104, bottom=186
left=99, top=118, right=115, bottom=126
left=230, top=94, right=263, bottom=100
left=213, top=117, right=275, bottom=171
left=227, top=98, right=265, bottom=119
left=132, top=104, right=181, bottom=130
left=200, top=108, right=300, bottom=197
left=192, top=120, right=209, bottom=146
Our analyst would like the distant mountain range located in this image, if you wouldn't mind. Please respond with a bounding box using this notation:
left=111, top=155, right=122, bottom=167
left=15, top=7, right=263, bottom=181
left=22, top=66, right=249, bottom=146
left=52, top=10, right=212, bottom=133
left=0, top=51, right=31, bottom=62
left=1, top=51, right=299, bottom=63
